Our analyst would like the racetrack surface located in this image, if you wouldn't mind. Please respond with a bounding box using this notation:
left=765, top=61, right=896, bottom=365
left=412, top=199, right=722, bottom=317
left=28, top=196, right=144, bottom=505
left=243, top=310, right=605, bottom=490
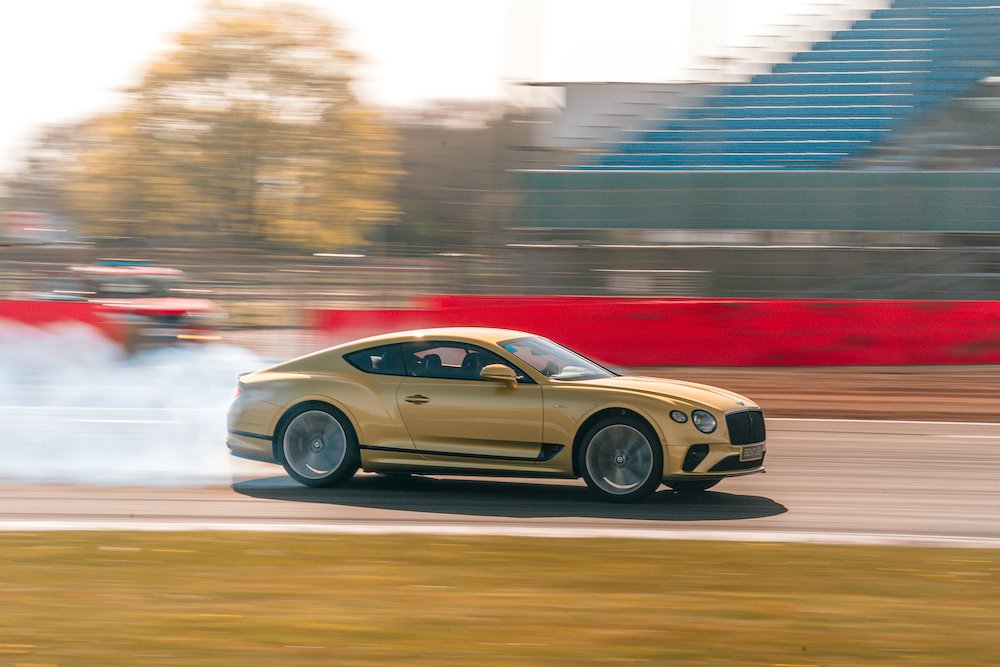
left=3, top=417, right=999, bottom=547
left=1, top=335, right=997, bottom=546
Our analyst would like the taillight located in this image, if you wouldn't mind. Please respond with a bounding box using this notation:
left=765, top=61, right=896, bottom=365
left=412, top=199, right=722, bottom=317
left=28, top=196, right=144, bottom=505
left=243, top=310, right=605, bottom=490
left=234, top=385, right=243, bottom=399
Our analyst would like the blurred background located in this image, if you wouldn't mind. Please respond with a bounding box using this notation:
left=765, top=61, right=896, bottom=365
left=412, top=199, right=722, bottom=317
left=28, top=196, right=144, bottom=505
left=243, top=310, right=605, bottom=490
left=3, top=0, right=1000, bottom=360
left=4, top=6, right=1000, bottom=663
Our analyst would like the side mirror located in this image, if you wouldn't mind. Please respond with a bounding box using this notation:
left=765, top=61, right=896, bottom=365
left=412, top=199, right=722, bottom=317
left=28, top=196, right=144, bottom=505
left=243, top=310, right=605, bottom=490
left=480, top=363, right=518, bottom=389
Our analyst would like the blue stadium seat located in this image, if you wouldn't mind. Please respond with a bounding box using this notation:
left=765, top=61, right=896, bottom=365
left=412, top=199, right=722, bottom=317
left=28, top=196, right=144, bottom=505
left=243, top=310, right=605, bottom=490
left=617, top=140, right=870, bottom=155
left=685, top=104, right=914, bottom=119
left=582, top=0, right=1000, bottom=171
left=727, top=82, right=917, bottom=95
left=793, top=49, right=934, bottom=62
left=831, top=28, right=947, bottom=41
left=892, top=0, right=1000, bottom=8
left=815, top=39, right=950, bottom=51
left=574, top=164, right=820, bottom=171
left=773, top=60, right=932, bottom=74
left=852, top=18, right=939, bottom=29
left=872, top=7, right=1000, bottom=21
left=655, top=117, right=900, bottom=132
left=616, top=129, right=886, bottom=145
left=760, top=72, right=926, bottom=85
left=596, top=152, right=846, bottom=167
left=704, top=93, right=930, bottom=107
left=817, top=37, right=1000, bottom=51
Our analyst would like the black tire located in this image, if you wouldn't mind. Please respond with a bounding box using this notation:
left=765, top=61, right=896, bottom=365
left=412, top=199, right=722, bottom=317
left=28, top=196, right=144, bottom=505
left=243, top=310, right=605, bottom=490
left=578, top=415, right=664, bottom=503
left=666, top=479, right=720, bottom=494
left=275, top=402, right=360, bottom=488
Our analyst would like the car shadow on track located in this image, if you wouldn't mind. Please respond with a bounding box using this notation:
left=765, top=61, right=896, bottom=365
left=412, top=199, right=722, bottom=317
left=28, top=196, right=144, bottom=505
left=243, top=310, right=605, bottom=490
left=232, top=474, right=787, bottom=521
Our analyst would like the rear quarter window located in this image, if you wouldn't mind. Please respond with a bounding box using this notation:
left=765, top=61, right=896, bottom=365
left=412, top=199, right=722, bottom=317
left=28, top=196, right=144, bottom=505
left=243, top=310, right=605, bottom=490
left=344, top=344, right=405, bottom=376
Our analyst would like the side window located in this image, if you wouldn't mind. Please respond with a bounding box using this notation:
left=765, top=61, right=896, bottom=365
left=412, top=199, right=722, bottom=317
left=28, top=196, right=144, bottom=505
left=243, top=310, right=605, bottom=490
left=344, top=344, right=405, bottom=376
left=402, top=341, right=533, bottom=383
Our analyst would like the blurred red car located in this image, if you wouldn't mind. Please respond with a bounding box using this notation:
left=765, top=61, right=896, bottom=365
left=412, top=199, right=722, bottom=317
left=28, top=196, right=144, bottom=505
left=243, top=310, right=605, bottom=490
left=66, top=261, right=225, bottom=350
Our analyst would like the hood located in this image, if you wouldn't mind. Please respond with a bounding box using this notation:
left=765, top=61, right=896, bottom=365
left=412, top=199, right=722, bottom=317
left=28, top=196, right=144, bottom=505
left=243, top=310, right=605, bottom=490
left=575, top=375, right=757, bottom=412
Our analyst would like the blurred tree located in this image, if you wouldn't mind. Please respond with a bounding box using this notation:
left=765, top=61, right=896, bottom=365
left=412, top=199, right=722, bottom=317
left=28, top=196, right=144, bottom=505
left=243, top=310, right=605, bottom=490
left=3, top=123, right=83, bottom=218
left=385, top=103, right=530, bottom=252
left=66, top=1, right=400, bottom=249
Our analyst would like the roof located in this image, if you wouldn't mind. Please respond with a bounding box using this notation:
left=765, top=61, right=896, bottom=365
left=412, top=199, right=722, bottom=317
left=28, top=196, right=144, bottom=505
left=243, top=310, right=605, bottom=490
left=342, top=327, right=537, bottom=348
left=70, top=264, right=183, bottom=276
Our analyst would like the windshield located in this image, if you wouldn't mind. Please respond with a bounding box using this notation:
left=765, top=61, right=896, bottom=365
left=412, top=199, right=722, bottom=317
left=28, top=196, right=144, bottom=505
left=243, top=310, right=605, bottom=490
left=499, top=336, right=616, bottom=382
left=89, top=275, right=176, bottom=299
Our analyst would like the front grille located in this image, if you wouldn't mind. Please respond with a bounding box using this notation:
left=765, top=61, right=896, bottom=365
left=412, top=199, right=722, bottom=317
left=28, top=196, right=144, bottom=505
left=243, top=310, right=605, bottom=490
left=709, top=453, right=766, bottom=473
left=726, top=409, right=766, bottom=446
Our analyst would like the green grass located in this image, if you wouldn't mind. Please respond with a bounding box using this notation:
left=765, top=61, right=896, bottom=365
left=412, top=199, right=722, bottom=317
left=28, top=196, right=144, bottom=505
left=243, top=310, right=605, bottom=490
left=1, top=533, right=998, bottom=665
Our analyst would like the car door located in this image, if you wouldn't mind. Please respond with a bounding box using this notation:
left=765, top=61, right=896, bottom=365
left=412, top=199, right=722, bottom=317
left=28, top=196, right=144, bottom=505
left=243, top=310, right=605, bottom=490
left=396, top=341, right=544, bottom=460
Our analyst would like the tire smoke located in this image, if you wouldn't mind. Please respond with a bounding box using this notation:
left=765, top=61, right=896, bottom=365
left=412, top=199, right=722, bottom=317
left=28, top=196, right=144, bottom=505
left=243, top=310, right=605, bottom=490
left=0, top=322, right=268, bottom=486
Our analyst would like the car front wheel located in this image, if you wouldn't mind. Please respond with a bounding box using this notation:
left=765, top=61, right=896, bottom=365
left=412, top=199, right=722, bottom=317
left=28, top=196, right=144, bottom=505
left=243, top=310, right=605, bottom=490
left=277, top=403, right=359, bottom=488
left=579, top=416, right=664, bottom=503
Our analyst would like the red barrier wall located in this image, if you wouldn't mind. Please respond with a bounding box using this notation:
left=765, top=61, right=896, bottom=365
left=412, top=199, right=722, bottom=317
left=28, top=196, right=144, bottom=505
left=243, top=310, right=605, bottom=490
left=0, top=300, right=123, bottom=342
left=313, top=297, right=1000, bottom=366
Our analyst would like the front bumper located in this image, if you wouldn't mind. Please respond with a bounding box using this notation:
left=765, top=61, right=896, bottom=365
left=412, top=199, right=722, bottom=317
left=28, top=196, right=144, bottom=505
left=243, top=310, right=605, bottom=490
left=665, top=441, right=766, bottom=480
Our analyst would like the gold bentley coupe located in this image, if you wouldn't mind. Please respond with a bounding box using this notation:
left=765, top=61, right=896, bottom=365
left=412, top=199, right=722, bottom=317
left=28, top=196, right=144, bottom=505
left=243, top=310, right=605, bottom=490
left=227, top=328, right=766, bottom=502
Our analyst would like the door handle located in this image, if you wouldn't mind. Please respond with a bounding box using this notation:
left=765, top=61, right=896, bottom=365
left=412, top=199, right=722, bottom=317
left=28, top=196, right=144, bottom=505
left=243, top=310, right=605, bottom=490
left=404, top=394, right=430, bottom=405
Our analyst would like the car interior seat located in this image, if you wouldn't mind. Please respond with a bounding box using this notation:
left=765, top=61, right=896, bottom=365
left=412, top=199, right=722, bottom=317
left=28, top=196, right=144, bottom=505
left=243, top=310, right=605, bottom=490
left=375, top=346, right=403, bottom=375
left=422, top=353, right=443, bottom=375
left=460, top=351, right=481, bottom=379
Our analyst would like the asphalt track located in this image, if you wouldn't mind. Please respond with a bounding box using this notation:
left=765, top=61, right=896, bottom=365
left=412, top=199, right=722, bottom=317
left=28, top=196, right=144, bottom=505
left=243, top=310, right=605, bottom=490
left=2, top=417, right=999, bottom=547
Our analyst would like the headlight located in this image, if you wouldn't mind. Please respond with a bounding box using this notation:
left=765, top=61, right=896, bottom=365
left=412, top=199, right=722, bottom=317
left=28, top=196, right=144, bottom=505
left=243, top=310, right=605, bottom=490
left=669, top=410, right=688, bottom=423
left=692, top=410, right=717, bottom=434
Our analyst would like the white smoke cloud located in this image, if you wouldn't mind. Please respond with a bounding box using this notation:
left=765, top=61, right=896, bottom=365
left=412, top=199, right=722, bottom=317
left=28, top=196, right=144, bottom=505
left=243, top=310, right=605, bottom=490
left=0, top=322, right=271, bottom=486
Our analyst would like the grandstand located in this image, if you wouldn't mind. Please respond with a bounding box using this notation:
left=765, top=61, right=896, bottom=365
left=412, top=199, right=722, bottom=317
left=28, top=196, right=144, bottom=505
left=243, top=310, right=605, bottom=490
left=511, top=1, right=1000, bottom=299
left=584, top=0, right=1000, bottom=170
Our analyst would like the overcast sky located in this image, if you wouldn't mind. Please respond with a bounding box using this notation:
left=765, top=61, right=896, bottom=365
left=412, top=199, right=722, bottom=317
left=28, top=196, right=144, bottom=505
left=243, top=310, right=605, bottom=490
left=0, top=0, right=821, bottom=175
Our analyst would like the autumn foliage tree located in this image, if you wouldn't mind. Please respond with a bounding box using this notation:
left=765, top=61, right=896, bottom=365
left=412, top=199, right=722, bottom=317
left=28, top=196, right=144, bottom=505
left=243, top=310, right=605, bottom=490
left=66, top=2, right=400, bottom=249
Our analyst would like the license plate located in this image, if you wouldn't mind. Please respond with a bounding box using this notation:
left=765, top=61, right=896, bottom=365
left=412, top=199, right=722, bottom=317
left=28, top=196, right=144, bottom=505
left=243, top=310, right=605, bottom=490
left=740, top=444, right=764, bottom=462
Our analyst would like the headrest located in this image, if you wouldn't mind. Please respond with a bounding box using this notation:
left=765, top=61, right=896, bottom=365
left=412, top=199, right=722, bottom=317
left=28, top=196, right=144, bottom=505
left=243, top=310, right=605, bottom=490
left=423, top=353, right=442, bottom=371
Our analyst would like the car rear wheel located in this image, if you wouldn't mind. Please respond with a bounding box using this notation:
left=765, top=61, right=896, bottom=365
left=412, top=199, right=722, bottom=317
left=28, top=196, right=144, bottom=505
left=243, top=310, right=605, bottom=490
left=277, top=404, right=359, bottom=488
left=667, top=479, right=720, bottom=494
left=579, top=416, right=663, bottom=503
